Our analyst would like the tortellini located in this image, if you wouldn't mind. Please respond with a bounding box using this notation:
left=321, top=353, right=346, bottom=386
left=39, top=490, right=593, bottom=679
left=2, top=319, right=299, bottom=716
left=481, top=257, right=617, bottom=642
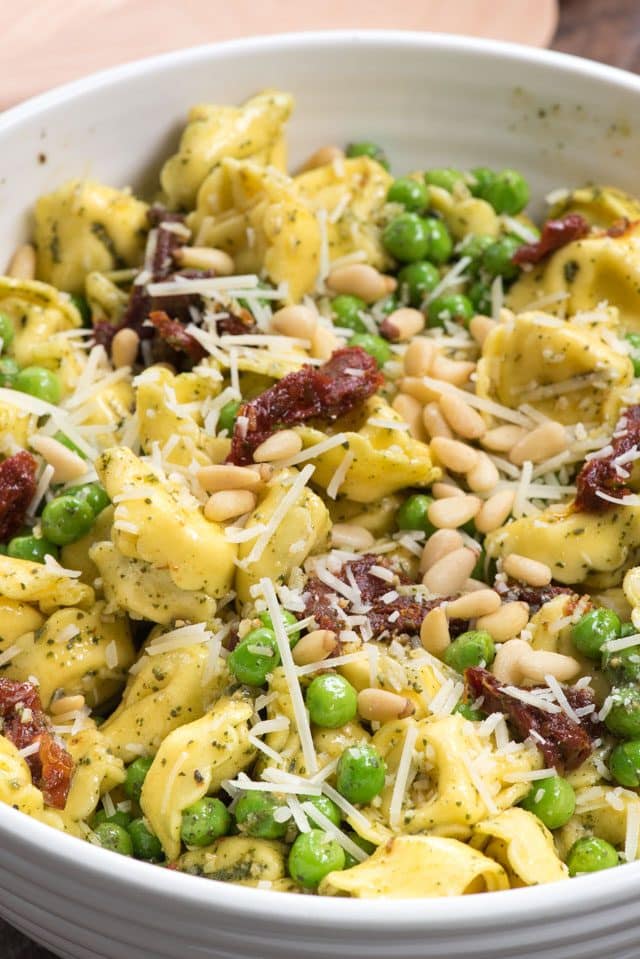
left=319, top=835, right=509, bottom=897
left=141, top=694, right=255, bottom=860
left=428, top=183, right=501, bottom=239
left=35, top=179, right=149, bottom=293
left=548, top=185, right=640, bottom=228
left=63, top=725, right=125, bottom=823
left=161, top=90, right=293, bottom=210
left=176, top=836, right=289, bottom=886
left=471, top=808, right=568, bottom=886
left=295, top=396, right=439, bottom=504
left=0, top=736, right=81, bottom=837
left=0, top=555, right=94, bottom=612
left=189, top=159, right=320, bottom=302
left=476, top=311, right=632, bottom=425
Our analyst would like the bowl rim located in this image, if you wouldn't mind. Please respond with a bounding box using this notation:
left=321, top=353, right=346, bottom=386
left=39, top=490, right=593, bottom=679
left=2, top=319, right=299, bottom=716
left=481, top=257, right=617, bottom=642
left=2, top=27, right=640, bottom=926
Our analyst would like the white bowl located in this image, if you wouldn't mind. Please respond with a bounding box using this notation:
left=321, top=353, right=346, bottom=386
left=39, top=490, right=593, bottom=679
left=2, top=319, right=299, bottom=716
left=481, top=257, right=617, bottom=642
left=2, top=30, right=640, bottom=959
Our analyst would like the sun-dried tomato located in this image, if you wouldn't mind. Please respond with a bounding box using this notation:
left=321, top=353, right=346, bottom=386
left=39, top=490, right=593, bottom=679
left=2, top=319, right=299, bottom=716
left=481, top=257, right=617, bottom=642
left=0, top=450, right=38, bottom=542
left=148, top=310, right=206, bottom=363
left=512, top=213, right=590, bottom=266
left=606, top=217, right=633, bottom=238
left=0, top=678, right=74, bottom=808
left=227, top=347, right=383, bottom=465
left=575, top=404, right=640, bottom=511
left=495, top=582, right=574, bottom=614
left=301, top=554, right=464, bottom=643
left=464, top=667, right=599, bottom=772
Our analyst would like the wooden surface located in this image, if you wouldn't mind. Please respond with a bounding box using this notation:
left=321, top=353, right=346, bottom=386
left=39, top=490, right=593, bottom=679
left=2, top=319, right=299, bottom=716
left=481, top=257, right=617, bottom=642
left=0, top=0, right=636, bottom=956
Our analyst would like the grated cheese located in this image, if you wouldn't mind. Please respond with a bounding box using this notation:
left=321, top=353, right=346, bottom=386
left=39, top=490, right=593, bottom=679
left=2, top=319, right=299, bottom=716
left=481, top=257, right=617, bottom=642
left=389, top=725, right=418, bottom=830
left=326, top=449, right=355, bottom=500
left=498, top=685, right=561, bottom=714
left=105, top=642, right=119, bottom=670
left=295, top=650, right=368, bottom=677
left=625, top=800, right=640, bottom=863
left=602, top=632, right=640, bottom=653
left=425, top=256, right=471, bottom=306
left=503, top=767, right=557, bottom=783
left=301, top=801, right=368, bottom=862
left=279, top=433, right=349, bottom=469
left=145, top=622, right=212, bottom=656
left=0, top=645, right=21, bottom=667
left=460, top=753, right=498, bottom=815
left=490, top=275, right=504, bottom=322
left=238, top=465, right=315, bottom=569
left=418, top=377, right=533, bottom=427
left=320, top=781, right=373, bottom=833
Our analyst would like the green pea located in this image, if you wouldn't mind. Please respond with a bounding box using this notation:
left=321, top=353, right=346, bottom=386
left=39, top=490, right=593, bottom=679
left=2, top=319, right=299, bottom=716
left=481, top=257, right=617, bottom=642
left=382, top=213, right=430, bottom=262
left=301, top=794, right=342, bottom=828
left=0, top=312, right=15, bottom=348
left=53, top=431, right=87, bottom=460
left=234, top=792, right=288, bottom=839
left=306, top=673, right=358, bottom=728
left=625, top=333, right=640, bottom=377
left=180, top=797, right=231, bottom=846
left=397, top=261, right=440, bottom=307
left=237, top=281, right=273, bottom=313
left=93, top=821, right=133, bottom=857
left=572, top=608, right=621, bottom=659
left=69, top=294, right=92, bottom=326
left=428, top=293, right=474, bottom=329
left=387, top=177, right=429, bottom=212
left=7, top=535, right=58, bottom=564
left=443, top=630, right=495, bottom=672
left=330, top=295, right=368, bottom=334
left=608, top=740, right=640, bottom=788
left=482, top=236, right=522, bottom=280
left=453, top=703, right=484, bottom=722
left=123, top=756, right=154, bottom=802
left=375, top=293, right=400, bottom=317
left=288, top=829, right=346, bottom=888
left=14, top=366, right=61, bottom=404
left=259, top=609, right=302, bottom=645
left=520, top=775, right=576, bottom=829
left=459, top=234, right=495, bottom=272
left=92, top=810, right=132, bottom=829
left=620, top=622, right=637, bottom=637
left=396, top=493, right=435, bottom=536
left=41, top=494, right=94, bottom=546
left=604, top=643, right=640, bottom=684
left=424, top=169, right=464, bottom=192
left=347, top=333, right=391, bottom=369
left=128, top=818, right=165, bottom=861
left=566, top=836, right=618, bottom=877
left=423, top=218, right=453, bottom=264
left=483, top=169, right=530, bottom=215
left=227, top=628, right=280, bottom=686
left=604, top=685, right=640, bottom=738
left=468, top=280, right=492, bottom=315
left=336, top=744, right=386, bottom=804
left=342, top=831, right=376, bottom=869
left=64, top=482, right=110, bottom=517
left=468, top=166, right=496, bottom=198
left=0, top=356, right=19, bottom=387
left=218, top=400, right=241, bottom=435
left=345, top=141, right=389, bottom=170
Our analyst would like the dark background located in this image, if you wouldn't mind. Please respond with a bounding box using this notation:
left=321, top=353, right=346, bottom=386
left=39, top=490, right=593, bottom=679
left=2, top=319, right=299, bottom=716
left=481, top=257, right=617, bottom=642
left=2, top=0, right=639, bottom=956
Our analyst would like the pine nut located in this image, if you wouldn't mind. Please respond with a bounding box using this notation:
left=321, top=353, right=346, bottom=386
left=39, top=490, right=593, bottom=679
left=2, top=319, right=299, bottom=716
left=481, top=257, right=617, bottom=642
left=422, top=547, right=478, bottom=594
left=327, top=264, right=396, bottom=303
left=111, top=328, right=140, bottom=368
left=481, top=425, right=528, bottom=452
left=430, top=355, right=475, bottom=386
left=519, top=648, right=581, bottom=684
left=271, top=305, right=318, bottom=340
left=6, top=243, right=36, bottom=279
left=292, top=629, right=338, bottom=666
left=439, top=394, right=486, bottom=440
left=330, top=523, right=375, bottom=551
left=430, top=436, right=479, bottom=474
left=392, top=393, right=427, bottom=441
left=299, top=145, right=345, bottom=172
left=29, top=435, right=87, bottom=484
left=477, top=601, right=530, bottom=642
left=420, top=605, right=451, bottom=655
left=380, top=308, right=425, bottom=342
left=444, top=589, right=502, bottom=620
left=466, top=452, right=499, bottom=493
left=492, top=639, right=531, bottom=684
left=311, top=324, right=343, bottom=360
left=403, top=337, right=436, bottom=376
left=253, top=430, right=302, bottom=463
left=249, top=463, right=275, bottom=483
left=423, top=402, right=453, bottom=439
left=428, top=495, right=481, bottom=529
left=432, top=482, right=465, bottom=499
left=509, top=421, right=567, bottom=466
left=204, top=489, right=257, bottom=522
left=469, top=314, right=497, bottom=346
left=197, top=464, right=264, bottom=493
left=502, top=553, right=552, bottom=587
left=462, top=578, right=488, bottom=593
left=420, top=529, right=464, bottom=573
left=357, top=687, right=415, bottom=722
left=475, top=489, right=515, bottom=533
left=175, top=246, right=235, bottom=275
left=400, top=377, right=440, bottom=404
left=50, top=694, right=85, bottom=715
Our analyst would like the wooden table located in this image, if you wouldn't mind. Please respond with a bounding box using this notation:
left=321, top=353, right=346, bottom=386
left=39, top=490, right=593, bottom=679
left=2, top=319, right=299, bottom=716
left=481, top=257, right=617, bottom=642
left=1, top=0, right=638, bottom=955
